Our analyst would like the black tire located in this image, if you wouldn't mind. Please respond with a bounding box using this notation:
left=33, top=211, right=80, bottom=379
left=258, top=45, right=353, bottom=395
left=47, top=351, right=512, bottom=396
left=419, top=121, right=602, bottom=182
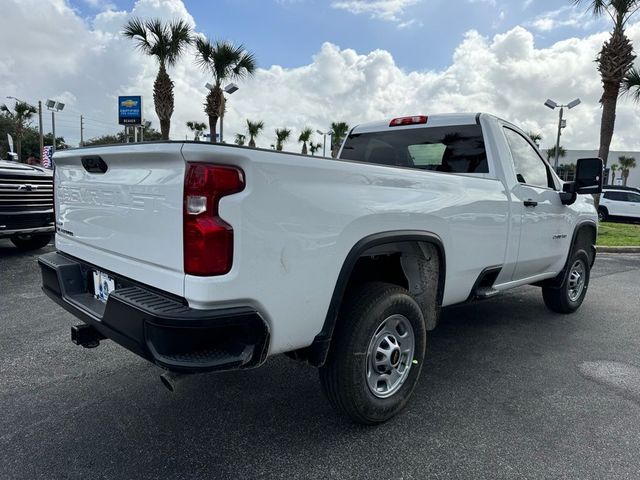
left=319, top=282, right=427, bottom=424
left=598, top=207, right=608, bottom=222
left=542, top=250, right=591, bottom=314
left=10, top=233, right=53, bottom=251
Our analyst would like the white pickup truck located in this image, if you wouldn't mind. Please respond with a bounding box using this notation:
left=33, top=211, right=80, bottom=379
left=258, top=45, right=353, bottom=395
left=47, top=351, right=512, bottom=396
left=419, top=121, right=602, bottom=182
left=39, top=113, right=603, bottom=424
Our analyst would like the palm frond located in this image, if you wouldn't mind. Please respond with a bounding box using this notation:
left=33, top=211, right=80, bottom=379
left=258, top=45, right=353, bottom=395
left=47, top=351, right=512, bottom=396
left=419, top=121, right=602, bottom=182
left=166, top=19, right=193, bottom=66
left=195, top=38, right=256, bottom=85
left=122, top=17, right=153, bottom=55
left=574, top=0, right=610, bottom=17
left=246, top=119, right=264, bottom=136
left=298, top=127, right=313, bottom=143
left=123, top=17, right=191, bottom=66
left=622, top=66, right=640, bottom=102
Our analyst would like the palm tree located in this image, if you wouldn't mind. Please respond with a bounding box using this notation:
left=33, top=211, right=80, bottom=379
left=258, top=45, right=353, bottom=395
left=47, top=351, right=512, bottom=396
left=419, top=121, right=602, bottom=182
left=195, top=38, right=256, bottom=143
left=186, top=121, right=207, bottom=141
left=330, top=121, right=350, bottom=158
left=234, top=133, right=246, bottom=146
left=546, top=145, right=566, bottom=162
left=246, top=119, right=264, bottom=147
left=610, top=163, right=619, bottom=183
left=622, top=65, right=640, bottom=103
left=123, top=18, right=192, bottom=140
left=274, top=128, right=291, bottom=151
left=618, top=155, right=637, bottom=185
left=573, top=1, right=638, bottom=168
left=0, top=101, right=37, bottom=162
left=309, top=142, right=322, bottom=156
left=528, top=132, right=542, bottom=147
left=298, top=127, right=313, bottom=154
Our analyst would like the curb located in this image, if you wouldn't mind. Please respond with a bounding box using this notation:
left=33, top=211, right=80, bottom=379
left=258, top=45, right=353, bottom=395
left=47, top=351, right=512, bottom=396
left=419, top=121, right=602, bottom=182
left=597, top=246, right=640, bottom=254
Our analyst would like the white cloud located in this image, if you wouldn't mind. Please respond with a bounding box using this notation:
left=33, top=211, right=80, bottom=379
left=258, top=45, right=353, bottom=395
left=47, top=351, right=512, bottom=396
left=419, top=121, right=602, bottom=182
left=330, top=0, right=419, bottom=22
left=467, top=0, right=496, bottom=7
left=529, top=6, right=597, bottom=32
left=1, top=0, right=640, bottom=155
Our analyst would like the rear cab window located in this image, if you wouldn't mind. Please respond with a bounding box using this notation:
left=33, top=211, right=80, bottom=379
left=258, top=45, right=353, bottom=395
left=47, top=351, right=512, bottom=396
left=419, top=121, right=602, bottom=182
left=340, top=124, right=489, bottom=175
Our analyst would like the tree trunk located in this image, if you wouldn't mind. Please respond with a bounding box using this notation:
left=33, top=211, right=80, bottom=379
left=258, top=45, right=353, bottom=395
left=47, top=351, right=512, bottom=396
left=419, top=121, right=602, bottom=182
left=153, top=63, right=174, bottom=141
left=249, top=137, right=256, bottom=148
left=277, top=143, right=283, bottom=151
left=16, top=137, right=22, bottom=163
left=623, top=171, right=629, bottom=186
left=598, top=80, right=620, bottom=168
left=301, top=142, right=307, bottom=155
left=160, top=119, right=170, bottom=141
left=204, top=86, right=225, bottom=143
left=208, top=115, right=219, bottom=143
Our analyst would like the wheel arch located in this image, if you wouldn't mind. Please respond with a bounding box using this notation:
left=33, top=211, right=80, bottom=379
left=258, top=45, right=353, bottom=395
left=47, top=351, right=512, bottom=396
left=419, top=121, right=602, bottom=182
left=537, top=220, right=597, bottom=289
left=293, top=230, right=446, bottom=367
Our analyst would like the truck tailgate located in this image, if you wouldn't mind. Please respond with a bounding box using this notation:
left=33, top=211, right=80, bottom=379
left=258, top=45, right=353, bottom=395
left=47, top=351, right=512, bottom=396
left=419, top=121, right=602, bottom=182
left=54, top=143, right=185, bottom=296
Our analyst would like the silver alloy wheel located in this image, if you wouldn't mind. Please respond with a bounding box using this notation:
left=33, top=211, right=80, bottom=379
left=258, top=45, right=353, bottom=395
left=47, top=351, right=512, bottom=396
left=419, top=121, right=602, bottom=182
left=365, top=314, right=415, bottom=399
left=567, top=259, right=586, bottom=302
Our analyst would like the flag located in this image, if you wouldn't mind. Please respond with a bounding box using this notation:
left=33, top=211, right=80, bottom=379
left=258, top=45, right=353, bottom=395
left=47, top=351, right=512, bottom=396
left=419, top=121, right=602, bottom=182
left=42, top=146, right=53, bottom=169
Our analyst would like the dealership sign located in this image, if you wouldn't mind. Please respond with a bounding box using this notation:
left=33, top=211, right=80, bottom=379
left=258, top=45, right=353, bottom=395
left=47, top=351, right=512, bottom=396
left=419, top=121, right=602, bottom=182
left=118, top=96, right=142, bottom=125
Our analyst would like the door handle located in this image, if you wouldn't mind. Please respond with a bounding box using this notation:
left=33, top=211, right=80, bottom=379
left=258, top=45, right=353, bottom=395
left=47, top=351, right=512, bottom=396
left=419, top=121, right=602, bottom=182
left=524, top=199, right=538, bottom=207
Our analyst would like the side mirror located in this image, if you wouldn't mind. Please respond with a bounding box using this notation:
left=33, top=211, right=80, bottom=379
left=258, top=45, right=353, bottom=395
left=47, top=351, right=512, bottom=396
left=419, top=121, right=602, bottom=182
left=574, top=157, right=603, bottom=194
left=559, top=157, right=603, bottom=205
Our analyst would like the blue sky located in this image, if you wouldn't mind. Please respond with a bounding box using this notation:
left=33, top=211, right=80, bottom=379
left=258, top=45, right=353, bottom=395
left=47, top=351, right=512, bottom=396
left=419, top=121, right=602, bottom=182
left=4, top=0, right=638, bottom=151
left=72, top=0, right=607, bottom=71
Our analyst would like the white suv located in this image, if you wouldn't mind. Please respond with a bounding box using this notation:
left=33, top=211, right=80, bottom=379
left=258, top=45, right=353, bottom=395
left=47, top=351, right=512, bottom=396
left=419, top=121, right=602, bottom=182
left=599, top=189, right=640, bottom=222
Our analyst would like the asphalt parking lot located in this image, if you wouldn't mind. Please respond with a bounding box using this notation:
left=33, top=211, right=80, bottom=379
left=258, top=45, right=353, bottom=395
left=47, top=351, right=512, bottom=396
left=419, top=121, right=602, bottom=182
left=1, top=240, right=640, bottom=480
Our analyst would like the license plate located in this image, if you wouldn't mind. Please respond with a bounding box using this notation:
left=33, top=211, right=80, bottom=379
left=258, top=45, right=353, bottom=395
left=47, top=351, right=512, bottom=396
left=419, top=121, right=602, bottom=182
left=93, top=270, right=115, bottom=302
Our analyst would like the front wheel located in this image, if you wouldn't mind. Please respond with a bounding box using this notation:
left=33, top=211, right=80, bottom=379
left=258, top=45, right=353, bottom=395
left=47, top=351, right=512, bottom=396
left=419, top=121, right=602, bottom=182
left=542, top=250, right=591, bottom=314
left=10, top=233, right=53, bottom=251
left=319, top=282, right=426, bottom=424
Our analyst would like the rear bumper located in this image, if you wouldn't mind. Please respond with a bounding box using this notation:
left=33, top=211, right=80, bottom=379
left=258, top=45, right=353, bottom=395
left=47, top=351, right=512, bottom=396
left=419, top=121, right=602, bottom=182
left=38, top=251, right=270, bottom=373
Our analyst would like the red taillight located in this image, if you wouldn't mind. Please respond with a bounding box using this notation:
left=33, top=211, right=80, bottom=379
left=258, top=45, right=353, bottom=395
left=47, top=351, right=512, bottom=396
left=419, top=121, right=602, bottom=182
left=183, top=163, right=245, bottom=276
left=389, top=115, right=428, bottom=127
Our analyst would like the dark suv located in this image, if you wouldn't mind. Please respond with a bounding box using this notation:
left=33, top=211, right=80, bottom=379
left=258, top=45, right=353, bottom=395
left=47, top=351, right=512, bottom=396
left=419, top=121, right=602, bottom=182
left=0, top=160, right=54, bottom=250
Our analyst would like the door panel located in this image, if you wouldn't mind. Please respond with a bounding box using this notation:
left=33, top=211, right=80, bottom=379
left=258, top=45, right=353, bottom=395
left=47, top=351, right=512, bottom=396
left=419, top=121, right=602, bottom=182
left=627, top=193, right=640, bottom=218
left=502, top=128, right=569, bottom=280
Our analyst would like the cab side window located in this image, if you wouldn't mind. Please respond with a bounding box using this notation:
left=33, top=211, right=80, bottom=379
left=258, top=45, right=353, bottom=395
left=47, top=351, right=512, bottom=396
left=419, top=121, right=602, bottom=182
left=503, top=128, right=553, bottom=189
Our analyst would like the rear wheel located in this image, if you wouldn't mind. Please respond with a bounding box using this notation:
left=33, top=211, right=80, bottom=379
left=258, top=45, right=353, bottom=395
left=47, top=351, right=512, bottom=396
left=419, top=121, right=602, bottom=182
left=319, top=282, right=426, bottom=424
left=10, top=233, right=53, bottom=251
left=542, top=250, right=590, bottom=314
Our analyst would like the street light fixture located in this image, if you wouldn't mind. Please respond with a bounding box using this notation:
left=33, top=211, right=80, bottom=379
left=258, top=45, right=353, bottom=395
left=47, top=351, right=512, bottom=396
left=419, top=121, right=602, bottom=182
left=544, top=97, right=581, bottom=171
left=204, top=83, right=240, bottom=143
left=316, top=129, right=333, bottom=157
left=46, top=99, right=65, bottom=153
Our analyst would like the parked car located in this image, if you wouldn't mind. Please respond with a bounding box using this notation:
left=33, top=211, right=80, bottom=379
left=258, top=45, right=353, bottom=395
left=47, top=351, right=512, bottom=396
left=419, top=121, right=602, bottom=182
left=602, top=185, right=640, bottom=194
left=599, top=188, right=640, bottom=222
left=0, top=159, right=54, bottom=250
left=38, top=113, right=602, bottom=424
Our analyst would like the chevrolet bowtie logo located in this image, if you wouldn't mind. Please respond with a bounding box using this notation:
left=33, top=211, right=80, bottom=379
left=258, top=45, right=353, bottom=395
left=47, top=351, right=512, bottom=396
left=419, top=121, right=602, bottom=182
left=17, top=184, right=36, bottom=191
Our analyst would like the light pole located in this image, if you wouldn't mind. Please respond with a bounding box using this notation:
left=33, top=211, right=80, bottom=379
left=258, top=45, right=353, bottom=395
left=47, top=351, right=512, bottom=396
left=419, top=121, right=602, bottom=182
left=205, top=82, right=239, bottom=143
left=316, top=129, right=333, bottom=157
left=6, top=96, right=43, bottom=159
left=46, top=99, right=65, bottom=153
left=544, top=98, right=581, bottom=171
